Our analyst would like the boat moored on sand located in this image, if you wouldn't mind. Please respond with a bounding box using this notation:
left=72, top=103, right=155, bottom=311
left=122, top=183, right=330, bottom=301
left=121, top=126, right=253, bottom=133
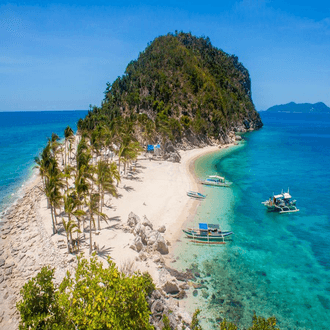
left=187, top=191, right=206, bottom=199
left=183, top=223, right=233, bottom=244
left=262, top=189, right=299, bottom=214
left=201, top=175, right=232, bottom=187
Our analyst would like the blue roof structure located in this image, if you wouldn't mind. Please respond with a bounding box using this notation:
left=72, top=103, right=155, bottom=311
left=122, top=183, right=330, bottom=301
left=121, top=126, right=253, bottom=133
left=199, top=223, right=208, bottom=230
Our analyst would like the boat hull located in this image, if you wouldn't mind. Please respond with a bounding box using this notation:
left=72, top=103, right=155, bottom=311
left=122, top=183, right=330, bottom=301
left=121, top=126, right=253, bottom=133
left=201, top=182, right=231, bottom=187
left=182, top=229, right=233, bottom=241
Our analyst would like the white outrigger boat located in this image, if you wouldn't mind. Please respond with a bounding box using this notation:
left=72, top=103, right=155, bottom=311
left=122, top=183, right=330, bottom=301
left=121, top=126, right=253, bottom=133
left=201, top=175, right=232, bottom=187
left=187, top=191, right=206, bottom=199
left=262, top=189, right=299, bottom=214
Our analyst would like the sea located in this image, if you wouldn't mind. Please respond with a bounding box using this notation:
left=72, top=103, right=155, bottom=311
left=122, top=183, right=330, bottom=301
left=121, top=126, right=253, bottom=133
left=0, top=110, right=87, bottom=216
left=175, top=112, right=330, bottom=330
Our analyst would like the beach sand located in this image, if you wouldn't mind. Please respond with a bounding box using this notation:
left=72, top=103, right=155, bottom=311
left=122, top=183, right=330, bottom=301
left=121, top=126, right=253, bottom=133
left=0, top=144, right=230, bottom=329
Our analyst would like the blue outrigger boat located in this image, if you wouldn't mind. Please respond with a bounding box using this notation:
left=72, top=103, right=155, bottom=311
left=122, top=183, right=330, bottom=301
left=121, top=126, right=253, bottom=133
left=183, top=223, right=233, bottom=244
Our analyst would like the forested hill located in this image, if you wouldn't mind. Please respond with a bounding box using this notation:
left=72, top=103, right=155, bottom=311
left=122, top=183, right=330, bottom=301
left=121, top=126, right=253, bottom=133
left=78, top=32, right=262, bottom=146
left=265, top=102, right=330, bottom=113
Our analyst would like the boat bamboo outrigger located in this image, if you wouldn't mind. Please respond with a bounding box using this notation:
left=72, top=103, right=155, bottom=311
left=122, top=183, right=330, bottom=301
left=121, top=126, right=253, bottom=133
left=183, top=223, right=233, bottom=244
left=262, top=189, right=299, bottom=214
left=187, top=191, right=206, bottom=199
left=201, top=175, right=232, bottom=187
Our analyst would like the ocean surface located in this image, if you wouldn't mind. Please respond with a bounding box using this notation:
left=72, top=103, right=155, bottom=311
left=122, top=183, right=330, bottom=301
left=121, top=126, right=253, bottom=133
left=0, top=111, right=87, bottom=215
left=175, top=112, right=330, bottom=329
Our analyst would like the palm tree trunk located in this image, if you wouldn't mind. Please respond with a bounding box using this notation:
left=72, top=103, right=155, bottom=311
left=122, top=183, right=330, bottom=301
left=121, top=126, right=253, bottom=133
left=97, top=184, right=101, bottom=231
left=64, top=140, right=67, bottom=167
left=50, top=204, right=57, bottom=234
left=89, top=215, right=93, bottom=254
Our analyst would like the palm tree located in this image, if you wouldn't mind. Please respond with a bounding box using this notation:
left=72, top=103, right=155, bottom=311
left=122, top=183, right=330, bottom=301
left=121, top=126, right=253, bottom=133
left=44, top=174, right=63, bottom=234
left=118, top=140, right=143, bottom=175
left=63, top=193, right=85, bottom=252
left=86, top=192, right=106, bottom=254
left=95, top=160, right=117, bottom=230
left=62, top=218, right=80, bottom=253
left=63, top=164, right=75, bottom=193
left=64, top=126, right=74, bottom=166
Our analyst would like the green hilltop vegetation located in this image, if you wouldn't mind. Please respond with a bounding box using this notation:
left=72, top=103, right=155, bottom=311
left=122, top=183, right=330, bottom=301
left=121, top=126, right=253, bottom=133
left=78, top=32, right=262, bottom=144
left=265, top=102, right=330, bottom=113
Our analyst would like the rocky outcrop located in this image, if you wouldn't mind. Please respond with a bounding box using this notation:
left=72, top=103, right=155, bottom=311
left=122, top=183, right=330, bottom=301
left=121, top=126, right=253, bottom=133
left=124, top=212, right=195, bottom=329
left=128, top=213, right=169, bottom=255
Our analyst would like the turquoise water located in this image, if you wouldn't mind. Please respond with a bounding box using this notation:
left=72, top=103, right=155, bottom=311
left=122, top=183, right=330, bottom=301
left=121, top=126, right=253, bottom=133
left=0, top=111, right=87, bottom=214
left=175, top=112, right=330, bottom=329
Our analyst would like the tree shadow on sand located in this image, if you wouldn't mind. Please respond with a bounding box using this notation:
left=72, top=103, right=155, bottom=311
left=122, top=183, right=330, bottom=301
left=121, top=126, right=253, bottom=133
left=123, top=185, right=134, bottom=192
left=97, top=245, right=113, bottom=258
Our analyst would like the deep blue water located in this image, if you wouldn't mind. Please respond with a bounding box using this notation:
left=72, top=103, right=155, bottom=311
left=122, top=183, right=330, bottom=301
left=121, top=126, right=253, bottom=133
left=0, top=111, right=87, bottom=214
left=175, top=112, right=330, bottom=329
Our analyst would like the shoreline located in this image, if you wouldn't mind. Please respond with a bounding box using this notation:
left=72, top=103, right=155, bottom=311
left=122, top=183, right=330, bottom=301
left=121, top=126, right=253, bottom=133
left=0, top=143, right=235, bottom=329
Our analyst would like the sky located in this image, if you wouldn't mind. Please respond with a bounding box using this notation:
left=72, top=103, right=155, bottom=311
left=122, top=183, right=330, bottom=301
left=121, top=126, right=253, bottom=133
left=0, top=0, right=329, bottom=111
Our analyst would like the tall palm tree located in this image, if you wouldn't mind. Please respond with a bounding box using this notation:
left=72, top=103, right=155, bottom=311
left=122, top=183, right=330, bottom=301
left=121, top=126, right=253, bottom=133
left=86, top=192, right=106, bottom=254
left=95, top=160, right=117, bottom=230
left=63, top=193, right=85, bottom=252
left=44, top=174, right=63, bottom=234
left=64, top=126, right=74, bottom=166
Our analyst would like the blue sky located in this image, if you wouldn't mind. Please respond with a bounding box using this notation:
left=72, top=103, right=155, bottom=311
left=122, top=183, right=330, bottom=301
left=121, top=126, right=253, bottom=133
left=1, top=0, right=329, bottom=111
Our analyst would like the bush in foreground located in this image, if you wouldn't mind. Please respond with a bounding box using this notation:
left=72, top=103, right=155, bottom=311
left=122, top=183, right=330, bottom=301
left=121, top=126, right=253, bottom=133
left=17, top=255, right=155, bottom=329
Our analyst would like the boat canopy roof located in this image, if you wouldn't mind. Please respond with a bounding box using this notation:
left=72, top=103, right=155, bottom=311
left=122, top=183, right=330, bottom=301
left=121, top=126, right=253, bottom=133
left=274, top=193, right=292, bottom=199
left=208, top=175, right=225, bottom=180
left=199, top=223, right=220, bottom=230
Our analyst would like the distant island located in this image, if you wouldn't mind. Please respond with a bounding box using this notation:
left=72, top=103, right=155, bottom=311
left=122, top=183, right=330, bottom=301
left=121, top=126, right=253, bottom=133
left=264, top=102, right=330, bottom=113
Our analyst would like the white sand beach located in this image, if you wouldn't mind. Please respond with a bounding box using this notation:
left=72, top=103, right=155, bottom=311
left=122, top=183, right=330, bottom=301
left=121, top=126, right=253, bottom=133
left=0, top=144, right=233, bottom=328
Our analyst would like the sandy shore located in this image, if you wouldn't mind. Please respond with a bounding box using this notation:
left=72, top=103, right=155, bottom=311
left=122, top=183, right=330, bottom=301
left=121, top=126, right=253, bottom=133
left=0, top=144, right=229, bottom=328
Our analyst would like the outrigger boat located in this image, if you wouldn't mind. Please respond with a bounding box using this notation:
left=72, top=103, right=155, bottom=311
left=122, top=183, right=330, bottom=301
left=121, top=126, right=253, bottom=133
left=187, top=191, right=206, bottom=199
left=201, top=175, right=232, bottom=187
left=183, top=223, right=233, bottom=244
left=262, top=189, right=299, bottom=214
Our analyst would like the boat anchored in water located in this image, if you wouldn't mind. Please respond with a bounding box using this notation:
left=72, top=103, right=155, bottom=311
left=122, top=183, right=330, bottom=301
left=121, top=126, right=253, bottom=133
left=201, top=175, right=232, bottom=187
left=187, top=191, right=206, bottom=199
left=262, top=189, right=299, bottom=214
left=183, top=223, right=233, bottom=244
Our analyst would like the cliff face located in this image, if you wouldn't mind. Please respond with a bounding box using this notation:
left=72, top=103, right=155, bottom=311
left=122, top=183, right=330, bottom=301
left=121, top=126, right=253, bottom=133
left=83, top=32, right=262, bottom=146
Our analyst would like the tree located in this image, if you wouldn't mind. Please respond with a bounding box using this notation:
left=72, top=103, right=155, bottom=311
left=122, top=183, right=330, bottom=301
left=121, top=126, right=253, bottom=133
left=16, top=266, right=63, bottom=329
left=62, top=192, right=85, bottom=252
left=58, top=256, right=155, bottom=329
left=17, top=257, right=155, bottom=329
left=64, top=126, right=74, bottom=166
left=86, top=192, right=106, bottom=254
left=95, top=160, right=117, bottom=230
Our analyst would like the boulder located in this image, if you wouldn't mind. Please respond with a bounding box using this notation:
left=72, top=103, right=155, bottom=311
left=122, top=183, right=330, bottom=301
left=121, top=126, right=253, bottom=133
left=134, top=236, right=144, bottom=252
left=133, top=223, right=142, bottom=236
left=149, top=232, right=169, bottom=254
left=162, top=279, right=180, bottom=294
left=151, top=300, right=165, bottom=314
left=168, top=152, right=181, bottom=163
left=142, top=215, right=153, bottom=230
left=127, top=212, right=140, bottom=228
left=157, top=225, right=166, bottom=233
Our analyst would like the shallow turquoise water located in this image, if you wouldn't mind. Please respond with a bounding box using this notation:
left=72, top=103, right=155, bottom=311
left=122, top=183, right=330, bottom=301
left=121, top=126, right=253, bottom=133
left=175, top=113, right=330, bottom=329
left=0, top=111, right=87, bottom=214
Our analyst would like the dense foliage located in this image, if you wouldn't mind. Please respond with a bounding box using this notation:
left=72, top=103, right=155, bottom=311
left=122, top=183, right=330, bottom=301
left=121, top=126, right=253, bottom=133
left=17, top=256, right=155, bottom=329
left=78, top=32, right=262, bottom=143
